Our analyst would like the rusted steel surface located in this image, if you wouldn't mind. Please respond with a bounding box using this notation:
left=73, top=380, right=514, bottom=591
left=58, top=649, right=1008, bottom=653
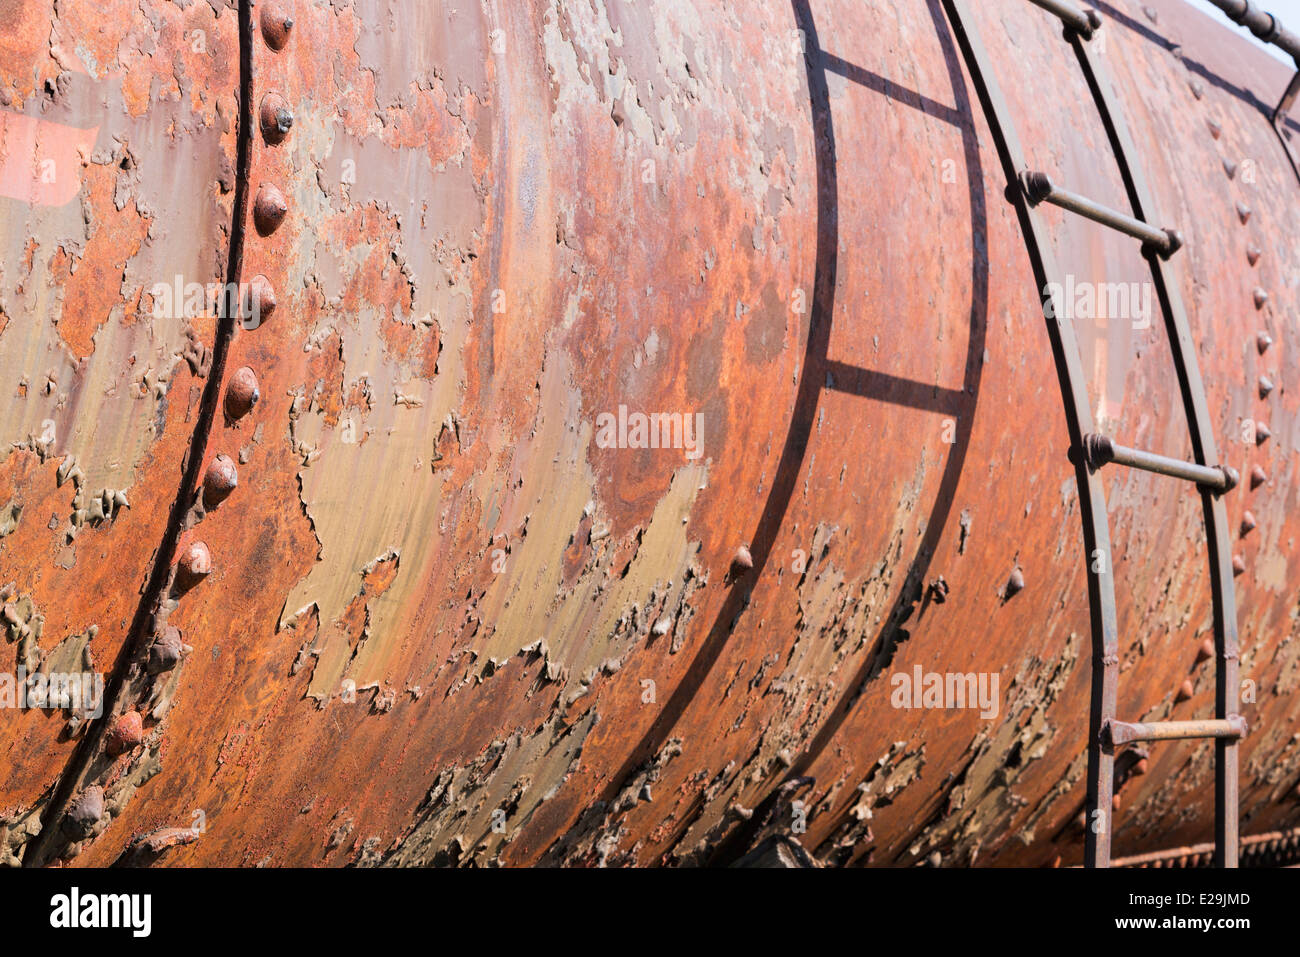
left=3, top=0, right=1300, bottom=868
left=0, top=0, right=239, bottom=865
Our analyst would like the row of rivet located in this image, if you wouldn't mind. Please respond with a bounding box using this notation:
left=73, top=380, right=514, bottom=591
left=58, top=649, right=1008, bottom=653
left=1228, top=117, right=1271, bottom=575
left=185, top=5, right=294, bottom=589
left=64, top=1, right=299, bottom=849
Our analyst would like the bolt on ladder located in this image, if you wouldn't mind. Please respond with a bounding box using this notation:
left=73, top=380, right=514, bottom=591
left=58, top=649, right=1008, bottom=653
left=941, top=0, right=1246, bottom=867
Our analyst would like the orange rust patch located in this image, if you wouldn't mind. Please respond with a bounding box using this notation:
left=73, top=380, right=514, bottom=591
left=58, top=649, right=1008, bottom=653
left=56, top=183, right=149, bottom=358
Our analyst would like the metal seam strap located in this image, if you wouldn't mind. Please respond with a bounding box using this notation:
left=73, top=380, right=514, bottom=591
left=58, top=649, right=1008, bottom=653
left=21, top=0, right=256, bottom=869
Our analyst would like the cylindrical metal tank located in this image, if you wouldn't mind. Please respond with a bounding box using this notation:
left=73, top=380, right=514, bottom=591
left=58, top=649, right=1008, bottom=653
left=1, top=0, right=1298, bottom=867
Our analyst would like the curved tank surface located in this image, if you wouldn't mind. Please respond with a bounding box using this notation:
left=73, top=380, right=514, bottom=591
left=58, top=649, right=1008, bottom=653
left=1, top=0, right=1299, bottom=867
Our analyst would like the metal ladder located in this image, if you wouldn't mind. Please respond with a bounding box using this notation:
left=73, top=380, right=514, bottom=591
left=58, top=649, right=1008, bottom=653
left=940, top=0, right=1246, bottom=867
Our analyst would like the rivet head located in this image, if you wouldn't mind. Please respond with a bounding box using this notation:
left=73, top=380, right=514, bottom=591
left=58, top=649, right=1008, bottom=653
left=1255, top=423, right=1272, bottom=446
left=1175, top=679, right=1194, bottom=703
left=732, top=545, right=753, bottom=570
left=1237, top=202, right=1252, bottom=225
left=1196, top=638, right=1215, bottom=663
left=1005, top=567, right=1025, bottom=598
left=259, top=92, right=293, bottom=143
left=1207, top=118, right=1222, bottom=139
left=1232, top=554, right=1246, bottom=576
left=1112, top=793, right=1122, bottom=811
left=928, top=576, right=949, bottom=604
left=105, top=710, right=144, bottom=757
left=177, top=541, right=213, bottom=588
left=1240, top=510, right=1257, bottom=537
left=1257, top=331, right=1273, bottom=354
left=63, top=785, right=105, bottom=835
left=1223, top=159, right=1238, bottom=179
left=226, top=366, right=260, bottom=419
left=147, top=626, right=185, bottom=675
left=242, top=274, right=276, bottom=329
left=1258, top=375, right=1275, bottom=399
left=1246, top=244, right=1261, bottom=266
left=203, top=454, right=239, bottom=507
left=260, top=4, right=294, bottom=50
left=1133, top=757, right=1149, bottom=776
left=1249, top=465, right=1268, bottom=489
left=253, top=182, right=288, bottom=235
left=1253, top=288, right=1269, bottom=310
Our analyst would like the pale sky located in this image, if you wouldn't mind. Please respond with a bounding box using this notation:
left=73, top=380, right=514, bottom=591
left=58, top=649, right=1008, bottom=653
left=1182, top=0, right=1300, bottom=63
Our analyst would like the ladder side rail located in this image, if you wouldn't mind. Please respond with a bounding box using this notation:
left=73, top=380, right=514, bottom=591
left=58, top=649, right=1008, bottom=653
left=941, top=0, right=1121, bottom=868
left=1068, top=28, right=1242, bottom=869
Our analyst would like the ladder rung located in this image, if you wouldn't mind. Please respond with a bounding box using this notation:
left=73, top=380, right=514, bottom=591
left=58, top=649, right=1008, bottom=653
left=1019, top=171, right=1183, bottom=259
left=1027, top=0, right=1102, bottom=38
left=1083, top=434, right=1238, bottom=493
left=1107, top=715, right=1248, bottom=747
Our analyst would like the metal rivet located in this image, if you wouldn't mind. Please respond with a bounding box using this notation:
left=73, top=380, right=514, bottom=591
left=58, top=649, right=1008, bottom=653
left=1255, top=423, right=1272, bottom=446
left=1196, top=638, right=1214, bottom=663
left=1223, top=159, right=1238, bottom=179
left=1240, top=510, right=1257, bottom=537
left=1232, top=554, right=1246, bottom=576
left=1005, top=567, right=1025, bottom=598
left=253, top=182, right=288, bottom=235
left=1112, top=793, right=1122, bottom=811
left=259, top=92, right=293, bottom=144
left=1237, top=202, right=1252, bottom=224
left=1258, top=375, right=1275, bottom=398
left=1246, top=244, right=1261, bottom=266
left=1249, top=465, right=1268, bottom=490
left=203, top=454, right=239, bottom=507
left=1133, top=757, right=1149, bottom=776
left=106, top=710, right=144, bottom=757
left=148, top=626, right=185, bottom=675
left=260, top=4, right=294, bottom=50
left=63, top=785, right=104, bottom=834
left=1207, top=118, right=1222, bottom=139
left=1253, top=288, right=1269, bottom=309
left=732, top=545, right=753, bottom=570
left=928, top=577, right=949, bottom=604
left=1175, top=679, right=1194, bottom=703
left=226, top=366, right=260, bottom=419
left=177, top=541, right=213, bottom=588
left=1257, top=331, right=1273, bottom=354
left=242, top=274, right=277, bottom=328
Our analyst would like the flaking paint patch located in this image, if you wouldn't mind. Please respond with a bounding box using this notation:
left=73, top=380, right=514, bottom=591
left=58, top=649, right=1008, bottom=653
left=0, top=65, right=227, bottom=492
left=813, top=741, right=926, bottom=866
left=473, top=349, right=708, bottom=685
left=894, top=631, right=1082, bottom=865
left=380, top=707, right=600, bottom=867
left=283, top=306, right=462, bottom=700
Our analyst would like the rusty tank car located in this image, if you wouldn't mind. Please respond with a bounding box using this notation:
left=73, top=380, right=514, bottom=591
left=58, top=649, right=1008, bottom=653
left=1, top=0, right=1299, bottom=869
